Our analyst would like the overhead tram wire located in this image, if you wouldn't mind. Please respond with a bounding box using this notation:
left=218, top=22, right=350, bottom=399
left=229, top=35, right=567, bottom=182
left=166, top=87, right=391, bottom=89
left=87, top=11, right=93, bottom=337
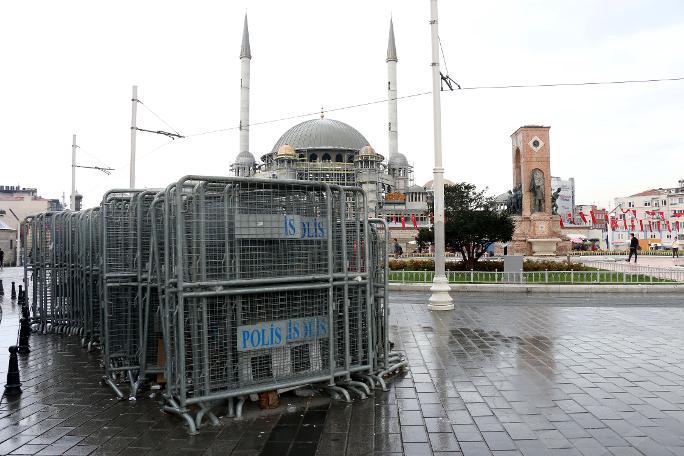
left=76, top=74, right=684, bottom=204
left=182, top=75, right=684, bottom=139
left=137, top=99, right=183, bottom=137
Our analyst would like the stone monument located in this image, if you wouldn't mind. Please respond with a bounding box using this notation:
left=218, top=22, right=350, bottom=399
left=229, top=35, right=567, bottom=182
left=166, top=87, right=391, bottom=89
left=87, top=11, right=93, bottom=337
left=508, top=126, right=562, bottom=255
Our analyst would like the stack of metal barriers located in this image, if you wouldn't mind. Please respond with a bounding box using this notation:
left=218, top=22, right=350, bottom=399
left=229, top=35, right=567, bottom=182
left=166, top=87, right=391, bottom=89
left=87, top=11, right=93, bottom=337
left=21, top=176, right=407, bottom=433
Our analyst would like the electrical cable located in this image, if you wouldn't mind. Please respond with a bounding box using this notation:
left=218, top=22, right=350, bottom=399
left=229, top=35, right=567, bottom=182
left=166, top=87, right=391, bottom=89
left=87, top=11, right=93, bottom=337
left=76, top=74, right=684, bottom=198
left=138, top=100, right=182, bottom=136
left=184, top=75, right=684, bottom=138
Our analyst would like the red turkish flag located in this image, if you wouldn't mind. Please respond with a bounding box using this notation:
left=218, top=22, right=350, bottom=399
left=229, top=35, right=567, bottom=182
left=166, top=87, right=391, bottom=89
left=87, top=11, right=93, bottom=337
left=411, top=214, right=418, bottom=229
left=559, top=217, right=565, bottom=228
left=632, top=209, right=637, bottom=218
left=658, top=221, right=661, bottom=231
left=666, top=221, right=671, bottom=232
left=639, top=219, right=644, bottom=232
left=631, top=219, right=635, bottom=231
left=623, top=218, right=628, bottom=230
left=579, top=212, right=588, bottom=223
left=401, top=216, right=406, bottom=229
left=649, top=221, right=653, bottom=232
left=677, top=221, right=681, bottom=231
left=659, top=211, right=665, bottom=220
left=567, top=212, right=574, bottom=224
left=590, top=211, right=597, bottom=224
left=604, top=213, right=609, bottom=223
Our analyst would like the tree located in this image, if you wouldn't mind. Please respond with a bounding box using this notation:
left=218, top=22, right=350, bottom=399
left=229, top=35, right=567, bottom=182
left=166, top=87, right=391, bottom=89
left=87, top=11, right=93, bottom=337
left=415, top=228, right=433, bottom=252
left=431, top=182, right=514, bottom=270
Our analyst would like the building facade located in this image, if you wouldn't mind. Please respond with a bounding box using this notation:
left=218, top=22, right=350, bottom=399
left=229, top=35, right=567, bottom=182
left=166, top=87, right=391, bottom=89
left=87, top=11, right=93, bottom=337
left=0, top=185, right=64, bottom=265
left=551, top=176, right=575, bottom=221
left=612, top=180, right=684, bottom=248
left=230, top=17, right=430, bottom=252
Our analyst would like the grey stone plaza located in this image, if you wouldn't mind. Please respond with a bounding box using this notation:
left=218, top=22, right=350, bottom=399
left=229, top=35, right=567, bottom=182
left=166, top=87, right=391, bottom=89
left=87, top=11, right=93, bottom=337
left=2, top=267, right=684, bottom=456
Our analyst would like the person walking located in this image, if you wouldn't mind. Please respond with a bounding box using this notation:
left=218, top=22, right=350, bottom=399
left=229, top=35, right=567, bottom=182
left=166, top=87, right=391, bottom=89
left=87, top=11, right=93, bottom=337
left=393, top=239, right=403, bottom=259
left=0, top=248, right=4, bottom=270
left=627, top=233, right=639, bottom=263
left=672, top=238, right=680, bottom=258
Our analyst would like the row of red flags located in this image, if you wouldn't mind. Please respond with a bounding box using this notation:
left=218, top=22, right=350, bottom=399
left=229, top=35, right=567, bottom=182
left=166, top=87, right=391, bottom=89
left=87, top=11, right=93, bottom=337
left=389, top=214, right=421, bottom=229
left=560, top=209, right=682, bottom=232
left=619, top=208, right=684, bottom=219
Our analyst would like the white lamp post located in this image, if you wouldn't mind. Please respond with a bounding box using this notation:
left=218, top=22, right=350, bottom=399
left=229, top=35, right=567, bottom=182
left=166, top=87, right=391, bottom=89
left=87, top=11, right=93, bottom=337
left=427, top=0, right=453, bottom=310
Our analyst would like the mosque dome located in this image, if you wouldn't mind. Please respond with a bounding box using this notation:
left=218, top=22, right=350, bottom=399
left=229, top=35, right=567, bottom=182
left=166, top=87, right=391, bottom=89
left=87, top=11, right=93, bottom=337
left=387, top=152, right=408, bottom=168
left=269, top=118, right=369, bottom=156
left=234, top=150, right=256, bottom=165
left=276, top=144, right=296, bottom=158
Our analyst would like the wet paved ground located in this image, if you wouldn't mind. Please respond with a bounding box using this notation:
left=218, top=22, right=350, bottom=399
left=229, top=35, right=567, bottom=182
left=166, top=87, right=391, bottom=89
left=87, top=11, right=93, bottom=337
left=1, top=266, right=684, bottom=455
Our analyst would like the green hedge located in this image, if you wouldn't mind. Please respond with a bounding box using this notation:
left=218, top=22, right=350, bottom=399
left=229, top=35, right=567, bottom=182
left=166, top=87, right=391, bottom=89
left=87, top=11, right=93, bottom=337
left=388, top=259, right=594, bottom=272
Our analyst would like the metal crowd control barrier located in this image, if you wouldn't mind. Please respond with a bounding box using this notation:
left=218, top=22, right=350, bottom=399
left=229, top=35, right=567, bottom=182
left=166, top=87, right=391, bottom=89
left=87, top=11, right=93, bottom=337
left=101, top=189, right=147, bottom=399
left=20, top=175, right=406, bottom=434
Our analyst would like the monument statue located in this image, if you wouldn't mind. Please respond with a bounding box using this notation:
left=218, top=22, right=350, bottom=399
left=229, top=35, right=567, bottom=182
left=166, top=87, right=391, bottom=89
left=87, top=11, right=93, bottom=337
left=529, top=169, right=545, bottom=213
left=551, top=187, right=561, bottom=215
left=506, top=185, right=522, bottom=215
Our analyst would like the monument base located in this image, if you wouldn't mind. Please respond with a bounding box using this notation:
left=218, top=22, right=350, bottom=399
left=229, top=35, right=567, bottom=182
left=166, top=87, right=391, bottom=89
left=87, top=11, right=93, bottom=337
left=528, top=238, right=561, bottom=256
left=511, top=214, right=563, bottom=256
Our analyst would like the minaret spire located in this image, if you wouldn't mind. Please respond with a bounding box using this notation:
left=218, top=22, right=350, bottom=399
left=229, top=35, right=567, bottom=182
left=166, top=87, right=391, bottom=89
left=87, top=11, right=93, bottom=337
left=234, top=13, right=255, bottom=176
left=387, top=18, right=399, bottom=159
left=240, top=14, right=251, bottom=59
left=386, top=18, right=397, bottom=62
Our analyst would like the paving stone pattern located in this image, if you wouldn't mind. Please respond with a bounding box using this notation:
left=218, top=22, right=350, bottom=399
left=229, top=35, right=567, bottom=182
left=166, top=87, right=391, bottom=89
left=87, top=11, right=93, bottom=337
left=1, top=267, right=684, bottom=455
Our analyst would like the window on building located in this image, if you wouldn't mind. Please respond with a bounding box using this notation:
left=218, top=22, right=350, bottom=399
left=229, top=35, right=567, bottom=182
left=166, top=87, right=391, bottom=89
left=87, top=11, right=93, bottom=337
left=309, top=153, right=317, bottom=162
left=628, top=201, right=634, bottom=208
left=644, top=201, right=650, bottom=207
left=335, top=154, right=343, bottom=163
left=662, top=199, right=667, bottom=206
left=654, top=201, right=659, bottom=207
left=322, top=153, right=331, bottom=162
left=679, top=198, right=683, bottom=204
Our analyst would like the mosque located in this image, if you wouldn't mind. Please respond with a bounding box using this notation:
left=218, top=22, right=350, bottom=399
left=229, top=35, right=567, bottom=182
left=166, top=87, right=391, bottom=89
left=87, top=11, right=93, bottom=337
left=230, top=16, right=431, bottom=250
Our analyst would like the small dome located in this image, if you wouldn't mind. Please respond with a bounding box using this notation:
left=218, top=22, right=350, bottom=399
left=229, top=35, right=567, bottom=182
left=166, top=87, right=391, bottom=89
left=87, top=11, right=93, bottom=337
left=358, top=145, right=376, bottom=156
left=276, top=144, right=296, bottom=158
left=423, top=178, right=456, bottom=191
left=388, top=153, right=408, bottom=168
left=234, top=150, right=256, bottom=166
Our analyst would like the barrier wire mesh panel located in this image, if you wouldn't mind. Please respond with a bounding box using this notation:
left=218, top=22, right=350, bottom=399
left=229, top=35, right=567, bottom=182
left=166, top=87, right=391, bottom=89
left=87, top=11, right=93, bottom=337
left=21, top=175, right=403, bottom=434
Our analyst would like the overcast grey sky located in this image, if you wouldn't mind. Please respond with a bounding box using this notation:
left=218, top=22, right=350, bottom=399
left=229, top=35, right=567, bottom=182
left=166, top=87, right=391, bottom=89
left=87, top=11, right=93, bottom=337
left=2, top=0, right=683, bottom=209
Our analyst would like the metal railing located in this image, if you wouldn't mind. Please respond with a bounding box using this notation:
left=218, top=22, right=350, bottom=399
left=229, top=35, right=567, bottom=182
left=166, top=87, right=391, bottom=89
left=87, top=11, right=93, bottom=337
left=389, top=269, right=684, bottom=284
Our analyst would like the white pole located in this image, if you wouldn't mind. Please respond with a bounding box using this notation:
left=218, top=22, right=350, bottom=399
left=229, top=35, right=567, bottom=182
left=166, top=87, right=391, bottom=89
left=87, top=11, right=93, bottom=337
left=130, top=85, right=138, bottom=188
left=71, top=134, right=76, bottom=210
left=427, top=0, right=453, bottom=310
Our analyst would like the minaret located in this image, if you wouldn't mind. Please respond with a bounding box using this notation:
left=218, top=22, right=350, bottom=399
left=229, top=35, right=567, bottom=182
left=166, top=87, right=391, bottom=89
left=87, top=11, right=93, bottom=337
left=233, top=14, right=256, bottom=177
left=387, top=18, right=398, bottom=159
left=239, top=14, right=251, bottom=157
left=386, top=19, right=408, bottom=192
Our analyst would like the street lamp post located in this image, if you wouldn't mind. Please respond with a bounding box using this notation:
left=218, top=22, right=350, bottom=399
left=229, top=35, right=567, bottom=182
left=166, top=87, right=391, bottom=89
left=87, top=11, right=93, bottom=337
left=427, top=0, right=453, bottom=310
